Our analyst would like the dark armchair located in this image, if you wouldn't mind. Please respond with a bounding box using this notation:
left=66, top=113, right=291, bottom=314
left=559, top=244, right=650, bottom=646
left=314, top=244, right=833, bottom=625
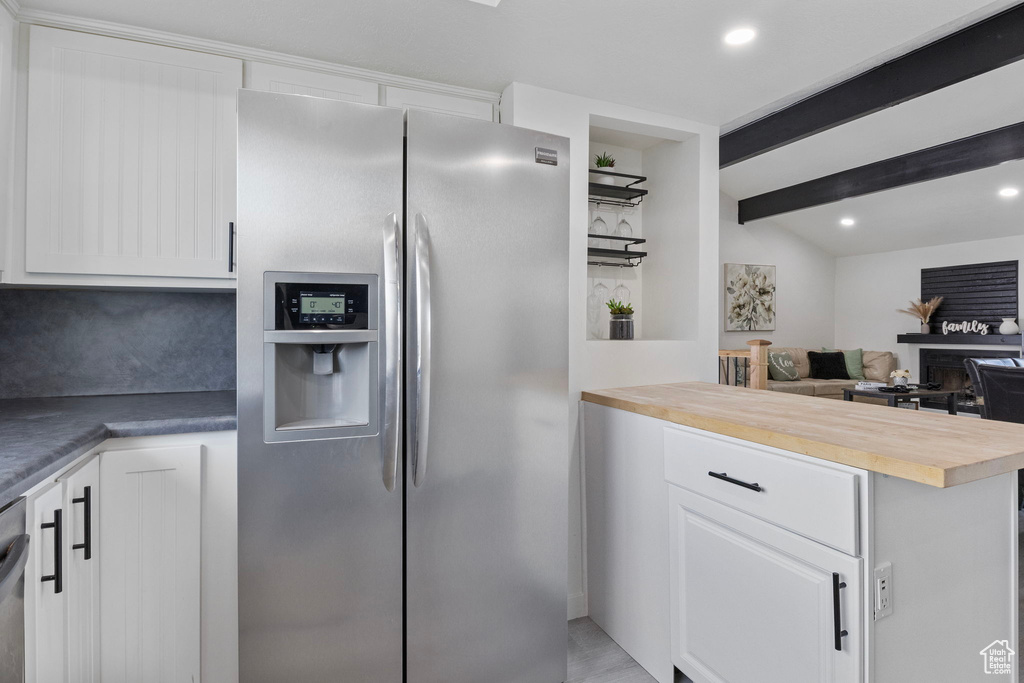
left=963, top=357, right=1024, bottom=418
left=976, top=365, right=1024, bottom=424
left=974, top=363, right=1024, bottom=508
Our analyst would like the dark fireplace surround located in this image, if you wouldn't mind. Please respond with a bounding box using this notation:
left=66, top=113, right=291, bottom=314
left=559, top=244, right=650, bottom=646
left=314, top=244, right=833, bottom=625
left=919, top=348, right=1021, bottom=414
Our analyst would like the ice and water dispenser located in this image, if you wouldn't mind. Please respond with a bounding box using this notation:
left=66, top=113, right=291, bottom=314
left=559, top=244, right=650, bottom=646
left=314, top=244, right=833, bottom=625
left=262, top=272, right=379, bottom=442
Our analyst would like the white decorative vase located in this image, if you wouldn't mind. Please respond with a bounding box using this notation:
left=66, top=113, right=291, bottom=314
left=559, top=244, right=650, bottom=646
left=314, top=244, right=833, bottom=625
left=594, top=169, right=617, bottom=185
left=893, top=377, right=909, bottom=387
left=999, top=318, right=1020, bottom=335
left=920, top=322, right=930, bottom=334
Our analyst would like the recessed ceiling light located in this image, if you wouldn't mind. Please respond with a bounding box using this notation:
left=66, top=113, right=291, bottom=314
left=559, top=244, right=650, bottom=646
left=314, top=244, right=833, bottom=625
left=465, top=0, right=501, bottom=5
left=724, top=27, right=757, bottom=46
left=840, top=217, right=855, bottom=227
left=998, top=187, right=1019, bottom=198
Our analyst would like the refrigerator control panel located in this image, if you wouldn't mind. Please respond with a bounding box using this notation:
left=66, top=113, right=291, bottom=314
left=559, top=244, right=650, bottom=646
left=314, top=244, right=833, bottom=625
left=275, top=282, right=370, bottom=329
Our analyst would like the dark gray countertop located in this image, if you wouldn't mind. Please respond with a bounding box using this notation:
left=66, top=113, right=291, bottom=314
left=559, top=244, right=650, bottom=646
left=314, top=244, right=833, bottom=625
left=0, top=391, right=236, bottom=509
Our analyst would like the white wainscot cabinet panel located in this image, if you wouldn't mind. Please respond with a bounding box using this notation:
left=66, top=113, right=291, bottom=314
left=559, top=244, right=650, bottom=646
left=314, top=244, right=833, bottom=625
left=383, top=85, right=495, bottom=121
left=247, top=61, right=379, bottom=104
left=670, top=486, right=863, bottom=683
left=63, top=456, right=101, bottom=683
left=25, top=481, right=67, bottom=683
left=26, top=26, right=241, bottom=280
left=99, top=443, right=201, bottom=683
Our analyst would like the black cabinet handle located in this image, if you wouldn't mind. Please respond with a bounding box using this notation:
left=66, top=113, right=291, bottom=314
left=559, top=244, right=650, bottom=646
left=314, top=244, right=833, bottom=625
left=832, top=572, right=848, bottom=651
left=708, top=471, right=762, bottom=492
left=40, top=509, right=62, bottom=594
left=228, top=221, right=235, bottom=273
left=72, top=486, right=92, bottom=561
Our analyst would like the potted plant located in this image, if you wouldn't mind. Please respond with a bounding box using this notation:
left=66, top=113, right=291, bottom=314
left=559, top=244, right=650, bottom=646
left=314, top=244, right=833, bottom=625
left=890, top=369, right=912, bottom=387
left=593, top=152, right=617, bottom=185
left=606, top=299, right=634, bottom=340
left=897, top=296, right=943, bottom=334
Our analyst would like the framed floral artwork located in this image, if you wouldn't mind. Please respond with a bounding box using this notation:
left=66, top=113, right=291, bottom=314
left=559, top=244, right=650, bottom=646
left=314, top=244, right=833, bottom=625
left=724, top=263, right=776, bottom=331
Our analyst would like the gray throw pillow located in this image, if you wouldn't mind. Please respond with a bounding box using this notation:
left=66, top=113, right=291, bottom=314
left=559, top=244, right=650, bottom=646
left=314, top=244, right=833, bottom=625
left=768, top=351, right=800, bottom=381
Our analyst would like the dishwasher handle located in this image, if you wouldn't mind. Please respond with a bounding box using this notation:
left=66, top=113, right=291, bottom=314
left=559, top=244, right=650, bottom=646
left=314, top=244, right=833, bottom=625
left=0, top=534, right=29, bottom=603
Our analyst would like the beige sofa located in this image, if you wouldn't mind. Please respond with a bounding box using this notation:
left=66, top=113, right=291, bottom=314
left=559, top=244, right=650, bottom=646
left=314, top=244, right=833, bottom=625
left=766, top=348, right=897, bottom=400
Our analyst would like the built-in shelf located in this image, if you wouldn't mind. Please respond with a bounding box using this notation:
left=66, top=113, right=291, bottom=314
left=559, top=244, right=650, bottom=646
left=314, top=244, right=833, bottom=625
left=896, top=333, right=1022, bottom=346
left=587, top=233, right=647, bottom=268
left=588, top=170, right=648, bottom=208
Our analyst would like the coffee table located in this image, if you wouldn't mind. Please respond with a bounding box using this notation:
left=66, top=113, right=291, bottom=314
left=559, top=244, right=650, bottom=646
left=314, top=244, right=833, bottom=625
left=842, top=387, right=958, bottom=415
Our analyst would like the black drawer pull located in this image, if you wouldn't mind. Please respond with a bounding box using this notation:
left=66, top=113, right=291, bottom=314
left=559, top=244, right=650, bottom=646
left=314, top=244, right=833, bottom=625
left=832, top=572, right=848, bottom=651
left=708, top=471, right=762, bottom=492
left=72, top=485, right=93, bottom=560
left=40, top=509, right=62, bottom=594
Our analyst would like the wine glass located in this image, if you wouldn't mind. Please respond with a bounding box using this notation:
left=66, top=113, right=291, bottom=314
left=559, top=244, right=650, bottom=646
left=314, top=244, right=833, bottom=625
left=591, top=216, right=608, bottom=250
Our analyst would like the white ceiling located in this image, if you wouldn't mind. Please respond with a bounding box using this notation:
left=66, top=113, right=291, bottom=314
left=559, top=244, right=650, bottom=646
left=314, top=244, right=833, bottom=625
left=17, top=0, right=1013, bottom=127
left=716, top=5, right=1024, bottom=259
left=759, top=160, right=1024, bottom=257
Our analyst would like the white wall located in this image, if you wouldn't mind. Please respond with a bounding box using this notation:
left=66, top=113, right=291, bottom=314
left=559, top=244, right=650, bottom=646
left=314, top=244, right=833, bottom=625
left=835, top=234, right=1024, bottom=378
left=501, top=82, right=720, bottom=619
left=719, top=192, right=837, bottom=350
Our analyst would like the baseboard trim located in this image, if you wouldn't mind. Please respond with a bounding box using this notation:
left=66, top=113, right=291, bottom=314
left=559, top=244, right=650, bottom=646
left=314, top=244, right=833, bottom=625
left=568, top=592, right=587, bottom=620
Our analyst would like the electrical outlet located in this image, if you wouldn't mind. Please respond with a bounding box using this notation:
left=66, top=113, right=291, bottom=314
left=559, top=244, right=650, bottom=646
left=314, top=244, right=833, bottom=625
left=874, top=562, right=893, bottom=620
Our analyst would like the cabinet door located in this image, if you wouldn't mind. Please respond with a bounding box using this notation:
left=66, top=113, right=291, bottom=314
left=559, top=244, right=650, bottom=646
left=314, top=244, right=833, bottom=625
left=383, top=85, right=494, bottom=121
left=99, top=444, right=201, bottom=683
left=25, top=481, right=67, bottom=683
left=63, top=457, right=101, bottom=683
left=26, top=26, right=241, bottom=279
left=247, top=61, right=379, bottom=104
left=669, top=486, right=863, bottom=683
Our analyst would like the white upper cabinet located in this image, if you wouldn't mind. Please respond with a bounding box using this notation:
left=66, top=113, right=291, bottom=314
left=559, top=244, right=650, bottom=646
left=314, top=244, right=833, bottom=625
left=247, top=61, right=379, bottom=104
left=383, top=85, right=495, bottom=121
left=26, top=26, right=242, bottom=280
left=0, top=9, right=15, bottom=282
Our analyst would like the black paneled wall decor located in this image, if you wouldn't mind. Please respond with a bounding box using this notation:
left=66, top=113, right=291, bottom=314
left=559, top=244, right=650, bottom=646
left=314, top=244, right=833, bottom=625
left=0, top=289, right=236, bottom=399
left=921, top=260, right=1018, bottom=332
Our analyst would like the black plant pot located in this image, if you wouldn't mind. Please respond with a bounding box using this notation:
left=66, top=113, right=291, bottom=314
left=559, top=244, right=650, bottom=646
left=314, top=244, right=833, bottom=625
left=609, top=314, right=634, bottom=340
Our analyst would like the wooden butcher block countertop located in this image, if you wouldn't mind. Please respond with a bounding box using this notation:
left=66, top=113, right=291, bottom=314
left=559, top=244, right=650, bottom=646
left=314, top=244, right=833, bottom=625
left=581, top=382, right=1024, bottom=488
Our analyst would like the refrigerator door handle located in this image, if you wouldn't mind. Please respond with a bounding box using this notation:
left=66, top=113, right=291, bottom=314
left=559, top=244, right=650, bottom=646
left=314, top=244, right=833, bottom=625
left=382, top=213, right=402, bottom=492
left=411, top=212, right=432, bottom=487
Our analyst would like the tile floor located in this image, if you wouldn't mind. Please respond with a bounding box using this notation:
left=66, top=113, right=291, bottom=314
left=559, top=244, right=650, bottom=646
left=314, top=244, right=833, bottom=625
left=567, top=617, right=657, bottom=683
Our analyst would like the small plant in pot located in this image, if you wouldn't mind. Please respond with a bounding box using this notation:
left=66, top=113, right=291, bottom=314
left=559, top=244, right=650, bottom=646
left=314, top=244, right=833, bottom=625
left=890, top=369, right=912, bottom=387
left=606, top=299, right=634, bottom=340
left=593, top=152, right=617, bottom=185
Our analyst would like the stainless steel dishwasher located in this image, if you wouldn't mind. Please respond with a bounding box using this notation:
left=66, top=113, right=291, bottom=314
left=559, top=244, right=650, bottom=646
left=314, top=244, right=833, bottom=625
left=0, top=497, right=28, bottom=683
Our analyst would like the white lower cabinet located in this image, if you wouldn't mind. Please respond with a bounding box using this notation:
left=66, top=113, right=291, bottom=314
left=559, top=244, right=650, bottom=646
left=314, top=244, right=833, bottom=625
left=99, top=444, right=201, bottom=683
left=669, top=485, right=863, bottom=683
left=25, top=480, right=67, bottom=683
left=64, top=457, right=101, bottom=683
left=22, top=431, right=236, bottom=683
left=584, top=402, right=1019, bottom=683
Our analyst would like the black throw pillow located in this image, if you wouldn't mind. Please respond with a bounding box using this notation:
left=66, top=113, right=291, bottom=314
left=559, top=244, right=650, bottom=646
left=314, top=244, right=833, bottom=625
left=807, top=351, right=850, bottom=380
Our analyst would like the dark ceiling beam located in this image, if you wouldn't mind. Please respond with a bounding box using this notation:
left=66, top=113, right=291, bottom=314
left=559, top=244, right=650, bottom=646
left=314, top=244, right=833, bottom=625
left=720, top=3, right=1024, bottom=168
left=737, top=121, right=1024, bottom=224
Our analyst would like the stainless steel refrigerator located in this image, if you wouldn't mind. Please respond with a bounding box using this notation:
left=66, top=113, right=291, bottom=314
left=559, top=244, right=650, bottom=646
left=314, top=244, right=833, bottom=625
left=236, top=90, right=569, bottom=683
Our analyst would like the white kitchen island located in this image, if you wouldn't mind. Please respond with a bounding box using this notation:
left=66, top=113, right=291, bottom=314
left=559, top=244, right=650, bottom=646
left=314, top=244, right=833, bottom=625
left=582, top=382, right=1024, bottom=683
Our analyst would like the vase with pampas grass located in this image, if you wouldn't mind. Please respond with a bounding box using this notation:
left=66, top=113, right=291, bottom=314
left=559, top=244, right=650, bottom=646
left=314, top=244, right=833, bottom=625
left=897, top=296, right=943, bottom=334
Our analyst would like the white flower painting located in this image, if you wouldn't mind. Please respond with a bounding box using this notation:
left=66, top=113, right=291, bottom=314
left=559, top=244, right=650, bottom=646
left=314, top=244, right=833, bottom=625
left=724, top=263, right=776, bottom=331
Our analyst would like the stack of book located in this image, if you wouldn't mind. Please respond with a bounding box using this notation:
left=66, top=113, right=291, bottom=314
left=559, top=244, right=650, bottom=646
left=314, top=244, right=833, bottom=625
left=855, top=381, right=888, bottom=391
